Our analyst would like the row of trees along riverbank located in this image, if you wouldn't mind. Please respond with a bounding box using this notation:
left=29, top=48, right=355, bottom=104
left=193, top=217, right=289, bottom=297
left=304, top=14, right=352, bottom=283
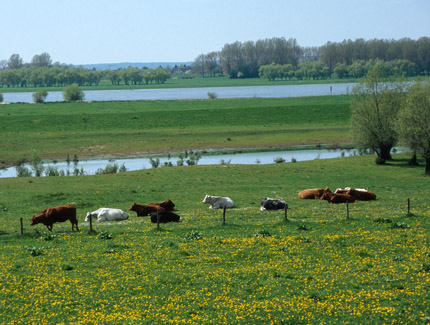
left=194, top=37, right=430, bottom=78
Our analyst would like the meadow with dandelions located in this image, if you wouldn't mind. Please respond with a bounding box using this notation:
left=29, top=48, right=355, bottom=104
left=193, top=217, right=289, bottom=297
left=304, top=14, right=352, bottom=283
left=0, top=154, right=429, bottom=324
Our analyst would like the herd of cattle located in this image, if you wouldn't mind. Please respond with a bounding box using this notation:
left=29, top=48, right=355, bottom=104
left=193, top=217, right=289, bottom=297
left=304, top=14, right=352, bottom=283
left=30, top=187, right=376, bottom=232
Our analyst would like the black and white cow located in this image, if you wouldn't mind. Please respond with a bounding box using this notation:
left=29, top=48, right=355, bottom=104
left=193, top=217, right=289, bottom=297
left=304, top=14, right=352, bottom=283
left=260, top=198, right=287, bottom=211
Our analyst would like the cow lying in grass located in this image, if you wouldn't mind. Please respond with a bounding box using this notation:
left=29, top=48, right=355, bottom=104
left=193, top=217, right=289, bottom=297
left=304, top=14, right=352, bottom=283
left=202, top=195, right=234, bottom=209
left=298, top=187, right=331, bottom=199
left=260, top=198, right=287, bottom=211
left=85, top=208, right=129, bottom=222
left=335, top=187, right=376, bottom=201
left=129, top=199, right=175, bottom=217
left=321, top=189, right=356, bottom=204
left=149, top=210, right=180, bottom=223
left=31, top=205, right=79, bottom=232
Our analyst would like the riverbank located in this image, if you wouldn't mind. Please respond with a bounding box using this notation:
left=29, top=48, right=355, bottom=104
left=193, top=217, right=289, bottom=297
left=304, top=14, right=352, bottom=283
left=1, top=144, right=359, bottom=178
left=0, top=76, right=360, bottom=94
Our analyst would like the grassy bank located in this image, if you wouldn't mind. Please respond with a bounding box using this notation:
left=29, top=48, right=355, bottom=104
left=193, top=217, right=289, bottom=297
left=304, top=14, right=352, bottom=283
left=0, top=95, right=352, bottom=168
left=0, top=76, right=359, bottom=93
left=0, top=154, right=429, bottom=323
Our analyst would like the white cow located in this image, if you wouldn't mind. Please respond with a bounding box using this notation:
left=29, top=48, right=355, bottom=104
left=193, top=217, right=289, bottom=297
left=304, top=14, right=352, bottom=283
left=202, top=195, right=234, bottom=209
left=85, top=208, right=129, bottom=222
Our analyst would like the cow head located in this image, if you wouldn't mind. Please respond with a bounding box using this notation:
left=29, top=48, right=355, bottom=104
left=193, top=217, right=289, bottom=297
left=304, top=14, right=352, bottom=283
left=30, top=214, right=41, bottom=226
left=84, top=212, right=92, bottom=222
left=160, top=199, right=175, bottom=210
left=129, top=203, right=138, bottom=211
left=202, top=195, right=211, bottom=204
left=320, top=189, right=333, bottom=201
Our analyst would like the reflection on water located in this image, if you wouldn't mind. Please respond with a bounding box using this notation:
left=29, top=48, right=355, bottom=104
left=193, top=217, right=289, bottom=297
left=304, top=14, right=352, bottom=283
left=0, top=148, right=360, bottom=178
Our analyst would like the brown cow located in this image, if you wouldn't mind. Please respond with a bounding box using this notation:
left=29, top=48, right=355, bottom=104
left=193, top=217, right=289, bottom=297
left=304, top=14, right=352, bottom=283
left=129, top=199, right=175, bottom=217
left=298, top=187, right=331, bottom=199
left=335, top=187, right=376, bottom=201
left=154, top=199, right=175, bottom=211
left=321, top=191, right=356, bottom=204
left=30, top=205, right=79, bottom=232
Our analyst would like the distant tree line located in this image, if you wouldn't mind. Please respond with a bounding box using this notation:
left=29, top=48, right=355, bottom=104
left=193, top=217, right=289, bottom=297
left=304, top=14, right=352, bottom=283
left=258, top=58, right=419, bottom=81
left=193, top=37, right=430, bottom=79
left=106, top=67, right=171, bottom=86
left=0, top=53, right=171, bottom=88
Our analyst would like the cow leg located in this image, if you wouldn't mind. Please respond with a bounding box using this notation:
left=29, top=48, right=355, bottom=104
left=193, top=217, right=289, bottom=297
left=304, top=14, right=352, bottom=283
left=47, top=224, right=53, bottom=232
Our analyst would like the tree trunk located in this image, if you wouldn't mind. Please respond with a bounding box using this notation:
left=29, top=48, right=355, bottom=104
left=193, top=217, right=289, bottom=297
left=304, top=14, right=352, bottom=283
left=426, top=157, right=430, bottom=176
left=379, top=146, right=392, bottom=161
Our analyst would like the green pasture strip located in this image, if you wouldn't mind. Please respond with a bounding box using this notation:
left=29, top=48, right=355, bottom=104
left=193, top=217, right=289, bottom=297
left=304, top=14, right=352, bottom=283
left=0, top=155, right=429, bottom=324
left=0, top=76, right=360, bottom=93
left=0, top=96, right=351, bottom=166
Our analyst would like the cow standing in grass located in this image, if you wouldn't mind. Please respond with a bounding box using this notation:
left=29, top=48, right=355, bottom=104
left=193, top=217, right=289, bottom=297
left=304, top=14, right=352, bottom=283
left=30, top=205, right=79, bottom=232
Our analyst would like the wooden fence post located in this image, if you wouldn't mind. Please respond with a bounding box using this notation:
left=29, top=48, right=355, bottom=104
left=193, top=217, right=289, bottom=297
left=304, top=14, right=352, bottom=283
left=346, top=202, right=350, bottom=219
left=157, top=210, right=160, bottom=229
left=284, top=206, right=288, bottom=221
left=223, top=207, right=226, bottom=225
left=408, top=198, right=410, bottom=214
left=89, top=215, right=93, bottom=233
left=20, top=217, right=23, bottom=235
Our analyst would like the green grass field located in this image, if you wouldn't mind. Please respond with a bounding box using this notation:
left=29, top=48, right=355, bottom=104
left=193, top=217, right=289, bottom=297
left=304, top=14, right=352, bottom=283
left=0, top=75, right=360, bottom=93
left=0, top=154, right=429, bottom=324
left=0, top=95, right=351, bottom=168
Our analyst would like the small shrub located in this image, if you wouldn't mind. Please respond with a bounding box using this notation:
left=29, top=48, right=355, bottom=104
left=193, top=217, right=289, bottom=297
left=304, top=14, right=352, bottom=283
left=254, top=230, right=272, bottom=238
left=0, top=93, right=3, bottom=102
left=391, top=222, right=410, bottom=229
left=297, top=224, right=309, bottom=231
left=184, top=230, right=203, bottom=241
left=16, top=165, right=32, bottom=177
left=274, top=157, right=286, bottom=164
left=291, top=157, right=297, bottom=163
left=95, top=163, right=119, bottom=174
left=32, top=90, right=48, bottom=103
left=27, top=246, right=45, bottom=256
left=207, top=91, right=218, bottom=99
left=149, top=157, right=160, bottom=168
left=40, top=232, right=57, bottom=241
left=63, top=84, right=84, bottom=102
left=45, top=165, right=61, bottom=176
left=219, top=159, right=231, bottom=165
left=30, top=152, right=44, bottom=177
left=186, top=152, right=201, bottom=165
left=97, top=231, right=113, bottom=240
left=73, top=167, right=85, bottom=176
left=374, top=217, right=392, bottom=223
left=61, top=264, right=74, bottom=271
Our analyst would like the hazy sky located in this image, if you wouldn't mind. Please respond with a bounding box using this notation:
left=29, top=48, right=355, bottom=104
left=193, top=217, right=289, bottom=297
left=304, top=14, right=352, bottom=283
left=2, top=0, right=429, bottom=65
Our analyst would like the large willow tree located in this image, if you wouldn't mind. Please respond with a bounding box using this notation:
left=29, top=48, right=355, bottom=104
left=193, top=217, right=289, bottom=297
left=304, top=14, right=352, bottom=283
left=397, top=81, right=430, bottom=175
left=350, top=66, right=406, bottom=161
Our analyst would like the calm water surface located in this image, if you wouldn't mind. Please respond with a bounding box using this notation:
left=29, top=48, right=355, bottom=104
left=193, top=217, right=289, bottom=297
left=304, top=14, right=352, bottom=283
left=2, top=83, right=355, bottom=103
left=0, top=148, right=358, bottom=178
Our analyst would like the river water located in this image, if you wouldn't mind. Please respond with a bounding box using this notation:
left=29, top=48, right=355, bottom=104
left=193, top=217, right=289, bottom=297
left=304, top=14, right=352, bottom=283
left=1, top=83, right=355, bottom=103
left=0, top=148, right=359, bottom=178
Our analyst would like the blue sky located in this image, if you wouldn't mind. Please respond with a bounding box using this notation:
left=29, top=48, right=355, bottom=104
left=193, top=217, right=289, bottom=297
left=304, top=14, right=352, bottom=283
left=1, top=0, right=429, bottom=65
